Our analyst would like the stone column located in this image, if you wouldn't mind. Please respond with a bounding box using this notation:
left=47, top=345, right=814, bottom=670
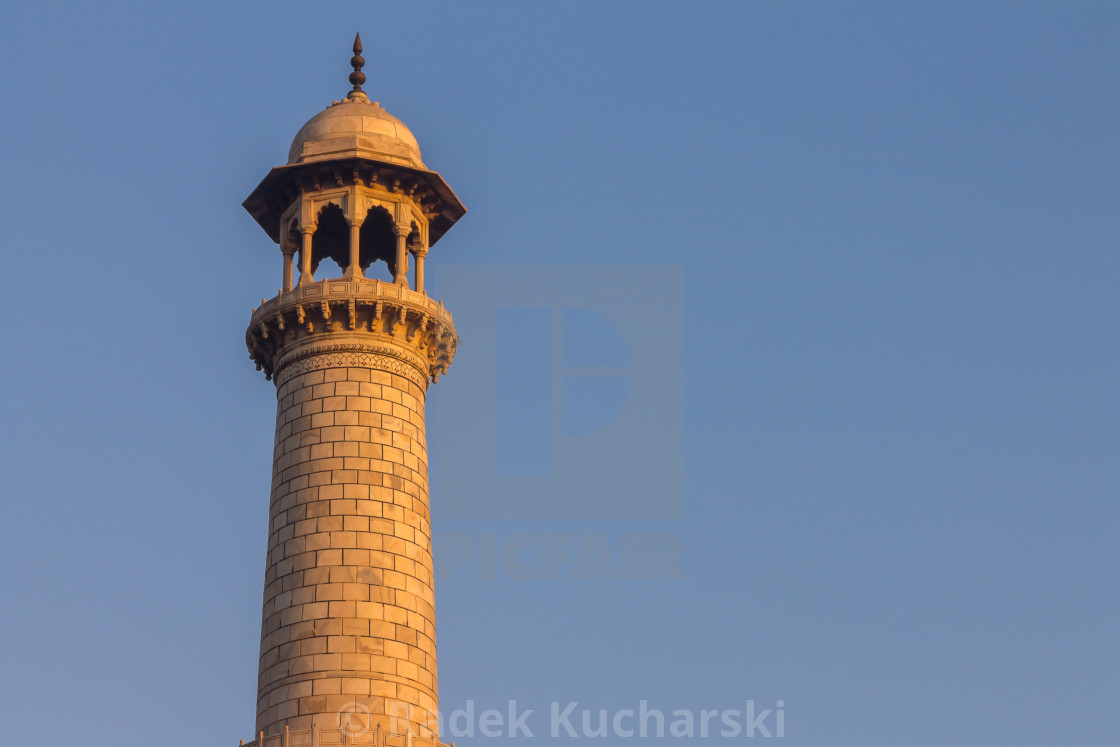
left=282, top=248, right=295, bottom=292
left=394, top=228, right=409, bottom=287
left=413, top=247, right=428, bottom=295
left=345, top=219, right=363, bottom=279
left=298, top=229, right=314, bottom=286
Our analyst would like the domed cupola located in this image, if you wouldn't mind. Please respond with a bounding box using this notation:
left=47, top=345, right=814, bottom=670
left=243, top=33, right=465, bottom=290
left=287, top=92, right=425, bottom=169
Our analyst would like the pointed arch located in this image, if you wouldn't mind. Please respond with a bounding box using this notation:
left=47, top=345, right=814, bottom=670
left=310, top=203, right=349, bottom=276
left=359, top=205, right=398, bottom=281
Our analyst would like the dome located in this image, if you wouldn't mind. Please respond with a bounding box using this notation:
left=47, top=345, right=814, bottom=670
left=287, top=92, right=425, bottom=169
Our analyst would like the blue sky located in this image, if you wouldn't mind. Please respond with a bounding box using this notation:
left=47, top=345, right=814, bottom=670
left=1, top=2, right=1118, bottom=745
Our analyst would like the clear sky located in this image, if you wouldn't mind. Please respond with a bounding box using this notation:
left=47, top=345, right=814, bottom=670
left=1, top=2, right=1117, bottom=745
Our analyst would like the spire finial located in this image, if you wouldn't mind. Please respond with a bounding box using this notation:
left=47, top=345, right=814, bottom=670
left=347, top=33, right=366, bottom=99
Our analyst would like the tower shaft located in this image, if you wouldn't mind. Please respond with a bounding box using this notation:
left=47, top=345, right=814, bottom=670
left=247, top=279, right=457, bottom=743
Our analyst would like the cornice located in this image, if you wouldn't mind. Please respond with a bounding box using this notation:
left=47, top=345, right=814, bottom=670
left=246, top=277, right=457, bottom=386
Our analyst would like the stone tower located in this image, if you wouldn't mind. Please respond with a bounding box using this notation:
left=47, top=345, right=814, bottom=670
left=240, top=35, right=465, bottom=747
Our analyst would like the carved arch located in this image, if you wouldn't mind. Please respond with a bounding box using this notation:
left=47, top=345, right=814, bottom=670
left=309, top=203, right=349, bottom=276
left=302, top=191, right=349, bottom=235
left=360, top=205, right=398, bottom=281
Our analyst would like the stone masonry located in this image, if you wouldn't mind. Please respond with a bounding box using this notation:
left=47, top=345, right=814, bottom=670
left=260, top=353, right=436, bottom=734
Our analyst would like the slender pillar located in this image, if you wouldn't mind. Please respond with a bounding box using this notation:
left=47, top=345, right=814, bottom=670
left=281, top=248, right=295, bottom=292
left=298, top=228, right=314, bottom=286
left=345, top=219, right=363, bottom=279
left=414, top=247, right=427, bottom=294
left=394, top=229, right=409, bottom=287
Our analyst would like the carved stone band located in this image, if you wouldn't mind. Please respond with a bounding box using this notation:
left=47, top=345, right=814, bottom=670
left=274, top=343, right=431, bottom=391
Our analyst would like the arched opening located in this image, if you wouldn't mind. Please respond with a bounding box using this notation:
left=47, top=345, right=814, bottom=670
left=310, top=203, right=349, bottom=277
left=359, top=206, right=397, bottom=282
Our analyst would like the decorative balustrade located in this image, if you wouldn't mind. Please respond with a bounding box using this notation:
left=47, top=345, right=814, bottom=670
left=251, top=276, right=454, bottom=326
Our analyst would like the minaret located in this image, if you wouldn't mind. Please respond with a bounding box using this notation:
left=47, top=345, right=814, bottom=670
left=241, top=35, right=465, bottom=747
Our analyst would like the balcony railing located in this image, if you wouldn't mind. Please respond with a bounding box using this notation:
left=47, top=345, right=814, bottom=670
left=251, top=276, right=454, bottom=328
